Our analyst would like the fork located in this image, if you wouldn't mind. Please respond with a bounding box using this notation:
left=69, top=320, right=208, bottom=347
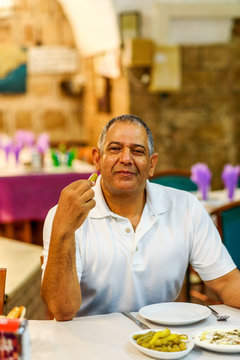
left=207, top=306, right=230, bottom=321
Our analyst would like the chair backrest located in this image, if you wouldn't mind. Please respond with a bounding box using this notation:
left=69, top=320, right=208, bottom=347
left=0, top=268, right=7, bottom=315
left=210, top=200, right=240, bottom=269
left=150, top=169, right=198, bottom=192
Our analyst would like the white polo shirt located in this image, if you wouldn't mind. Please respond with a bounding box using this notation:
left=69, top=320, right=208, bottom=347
left=42, top=176, right=236, bottom=316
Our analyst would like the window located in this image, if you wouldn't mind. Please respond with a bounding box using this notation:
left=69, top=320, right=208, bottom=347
left=0, top=0, right=14, bottom=17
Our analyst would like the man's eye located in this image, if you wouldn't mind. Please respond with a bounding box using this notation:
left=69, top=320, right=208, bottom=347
left=109, top=147, right=121, bottom=152
left=132, top=149, right=145, bottom=155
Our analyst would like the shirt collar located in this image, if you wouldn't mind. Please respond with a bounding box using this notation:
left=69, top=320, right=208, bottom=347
left=145, top=180, right=172, bottom=216
left=89, top=176, right=172, bottom=219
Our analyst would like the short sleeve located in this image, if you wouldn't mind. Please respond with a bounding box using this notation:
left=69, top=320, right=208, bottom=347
left=190, top=198, right=236, bottom=281
left=75, top=228, right=83, bottom=282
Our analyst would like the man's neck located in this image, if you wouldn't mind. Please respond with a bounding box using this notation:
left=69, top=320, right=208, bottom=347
left=103, top=190, right=146, bottom=230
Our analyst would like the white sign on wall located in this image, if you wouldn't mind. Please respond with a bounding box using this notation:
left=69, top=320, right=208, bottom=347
left=28, top=46, right=78, bottom=74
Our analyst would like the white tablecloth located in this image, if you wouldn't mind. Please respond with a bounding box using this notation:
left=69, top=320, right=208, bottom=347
left=197, top=188, right=240, bottom=213
left=29, top=304, right=240, bottom=360
left=0, top=158, right=95, bottom=176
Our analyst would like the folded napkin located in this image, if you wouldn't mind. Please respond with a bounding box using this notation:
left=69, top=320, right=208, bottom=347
left=3, top=143, right=12, bottom=161
left=14, top=130, right=35, bottom=147
left=0, top=134, right=13, bottom=162
left=66, top=148, right=76, bottom=167
left=12, top=143, right=23, bottom=164
left=221, top=164, right=240, bottom=200
left=191, top=163, right=212, bottom=200
left=36, top=133, right=50, bottom=154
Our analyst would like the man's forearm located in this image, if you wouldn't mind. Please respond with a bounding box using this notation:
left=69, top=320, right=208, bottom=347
left=206, top=268, right=240, bottom=308
left=41, top=232, right=81, bottom=321
left=220, top=273, right=240, bottom=308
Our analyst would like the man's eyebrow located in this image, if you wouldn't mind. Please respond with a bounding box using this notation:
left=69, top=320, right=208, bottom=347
left=106, top=142, right=146, bottom=150
left=132, top=144, right=146, bottom=150
left=106, top=141, right=122, bottom=148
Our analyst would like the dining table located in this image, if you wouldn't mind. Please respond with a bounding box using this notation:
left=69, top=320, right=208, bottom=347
left=28, top=304, right=240, bottom=359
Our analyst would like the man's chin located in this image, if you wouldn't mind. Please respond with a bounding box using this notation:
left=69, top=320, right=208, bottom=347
left=101, top=176, right=144, bottom=195
left=112, top=180, right=139, bottom=193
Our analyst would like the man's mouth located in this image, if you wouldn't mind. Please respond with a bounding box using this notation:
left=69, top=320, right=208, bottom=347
left=115, top=170, right=136, bottom=176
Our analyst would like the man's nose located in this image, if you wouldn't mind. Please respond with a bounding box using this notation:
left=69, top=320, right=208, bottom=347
left=119, top=147, right=132, bottom=163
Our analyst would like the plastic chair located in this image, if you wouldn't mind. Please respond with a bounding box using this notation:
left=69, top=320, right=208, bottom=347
left=150, top=169, right=198, bottom=191
left=0, top=268, right=7, bottom=315
left=189, top=200, right=240, bottom=304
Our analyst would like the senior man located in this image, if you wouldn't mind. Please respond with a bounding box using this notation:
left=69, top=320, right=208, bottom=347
left=41, top=114, right=240, bottom=321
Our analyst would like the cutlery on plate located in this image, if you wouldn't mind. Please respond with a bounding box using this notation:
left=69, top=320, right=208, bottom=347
left=121, top=311, right=151, bottom=329
left=207, top=306, right=230, bottom=321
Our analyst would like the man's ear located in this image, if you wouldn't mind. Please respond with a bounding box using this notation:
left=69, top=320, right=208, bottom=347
left=149, top=153, right=158, bottom=178
left=92, top=147, right=101, bottom=171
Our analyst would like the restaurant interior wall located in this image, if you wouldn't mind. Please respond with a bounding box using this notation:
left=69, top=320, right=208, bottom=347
left=0, top=1, right=240, bottom=190
left=0, top=0, right=128, bottom=148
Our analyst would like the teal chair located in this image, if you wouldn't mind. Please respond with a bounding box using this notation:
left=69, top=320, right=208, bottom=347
left=150, top=170, right=198, bottom=192
left=189, top=200, right=240, bottom=305
left=210, top=200, right=240, bottom=269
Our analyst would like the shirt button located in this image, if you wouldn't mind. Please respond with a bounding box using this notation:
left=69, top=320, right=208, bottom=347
left=125, top=228, right=131, bottom=233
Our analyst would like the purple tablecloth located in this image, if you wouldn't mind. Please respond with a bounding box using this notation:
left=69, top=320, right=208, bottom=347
left=0, top=172, right=92, bottom=222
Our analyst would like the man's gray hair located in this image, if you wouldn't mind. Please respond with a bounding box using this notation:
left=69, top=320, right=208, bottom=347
left=97, top=114, right=154, bottom=155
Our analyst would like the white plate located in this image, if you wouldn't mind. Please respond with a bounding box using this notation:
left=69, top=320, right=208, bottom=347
left=193, top=327, right=240, bottom=353
left=130, top=328, right=194, bottom=359
left=139, top=302, right=211, bottom=325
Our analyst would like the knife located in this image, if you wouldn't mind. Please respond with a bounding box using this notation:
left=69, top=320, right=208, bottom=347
left=121, top=311, right=151, bottom=330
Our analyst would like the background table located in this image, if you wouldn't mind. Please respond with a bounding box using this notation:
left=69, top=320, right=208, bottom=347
left=196, top=188, right=240, bottom=213
left=0, top=160, right=95, bottom=243
left=0, top=172, right=93, bottom=223
left=28, top=304, right=240, bottom=360
left=0, top=236, right=46, bottom=319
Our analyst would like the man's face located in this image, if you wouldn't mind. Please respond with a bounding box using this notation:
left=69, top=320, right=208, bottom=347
left=93, top=121, right=158, bottom=196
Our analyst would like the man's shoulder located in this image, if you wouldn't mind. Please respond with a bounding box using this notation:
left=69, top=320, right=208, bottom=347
left=147, top=180, right=199, bottom=212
